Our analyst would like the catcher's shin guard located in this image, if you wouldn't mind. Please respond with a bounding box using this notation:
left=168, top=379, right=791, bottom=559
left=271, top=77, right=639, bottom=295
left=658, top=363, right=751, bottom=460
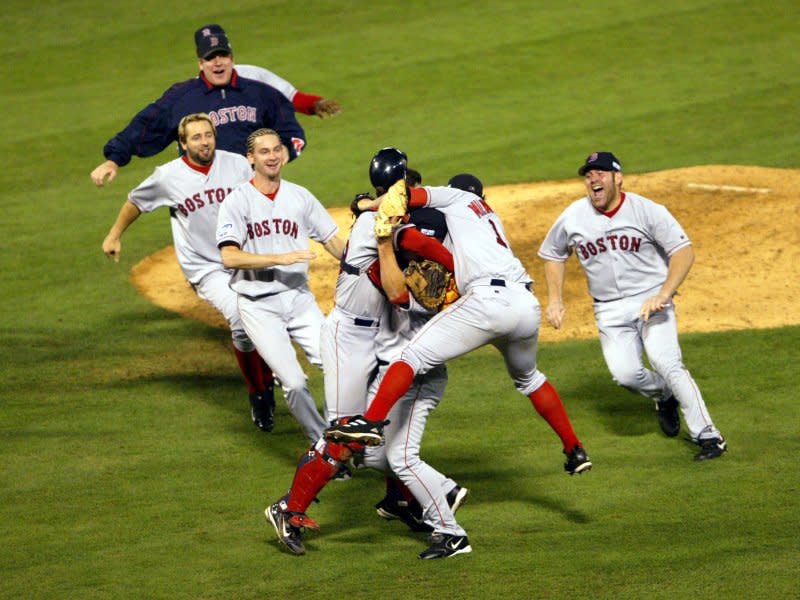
left=284, top=444, right=340, bottom=514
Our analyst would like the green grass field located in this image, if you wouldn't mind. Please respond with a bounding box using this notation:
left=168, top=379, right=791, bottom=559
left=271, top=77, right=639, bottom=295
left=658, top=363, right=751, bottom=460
left=3, top=1, right=799, bottom=598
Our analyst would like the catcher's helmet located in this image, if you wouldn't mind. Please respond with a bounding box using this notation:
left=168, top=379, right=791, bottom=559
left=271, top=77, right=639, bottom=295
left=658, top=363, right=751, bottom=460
left=370, top=147, right=408, bottom=193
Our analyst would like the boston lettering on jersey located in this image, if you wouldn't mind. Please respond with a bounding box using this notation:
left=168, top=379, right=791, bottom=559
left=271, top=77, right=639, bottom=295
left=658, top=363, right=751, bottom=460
left=208, top=106, right=258, bottom=126
left=577, top=234, right=642, bottom=259
left=246, top=218, right=300, bottom=240
left=176, top=187, right=234, bottom=217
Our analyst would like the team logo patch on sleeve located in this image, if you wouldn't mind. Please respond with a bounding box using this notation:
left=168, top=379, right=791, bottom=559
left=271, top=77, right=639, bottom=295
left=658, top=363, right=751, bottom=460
left=291, top=137, right=305, bottom=156
left=216, top=223, right=233, bottom=240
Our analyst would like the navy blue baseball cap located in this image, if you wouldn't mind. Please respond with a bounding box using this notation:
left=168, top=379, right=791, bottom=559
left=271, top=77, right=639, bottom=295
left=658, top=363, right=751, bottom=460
left=448, top=173, right=484, bottom=197
left=195, top=24, right=232, bottom=59
left=578, top=152, right=622, bottom=175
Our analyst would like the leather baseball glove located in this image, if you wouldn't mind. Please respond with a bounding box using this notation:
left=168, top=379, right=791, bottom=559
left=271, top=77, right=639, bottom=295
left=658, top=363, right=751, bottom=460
left=374, top=179, right=408, bottom=239
left=404, top=259, right=453, bottom=310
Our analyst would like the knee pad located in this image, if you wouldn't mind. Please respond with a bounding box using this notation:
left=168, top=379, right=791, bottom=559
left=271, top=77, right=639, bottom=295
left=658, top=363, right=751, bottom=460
left=231, top=329, right=255, bottom=353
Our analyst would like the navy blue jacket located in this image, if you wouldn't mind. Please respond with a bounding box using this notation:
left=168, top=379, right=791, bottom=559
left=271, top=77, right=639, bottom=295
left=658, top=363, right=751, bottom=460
left=103, top=70, right=306, bottom=166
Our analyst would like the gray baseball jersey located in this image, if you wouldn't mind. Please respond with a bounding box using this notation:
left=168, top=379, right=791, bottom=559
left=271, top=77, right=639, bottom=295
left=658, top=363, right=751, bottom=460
left=129, top=150, right=252, bottom=284
left=538, top=192, right=691, bottom=301
left=216, top=179, right=339, bottom=297
left=416, top=186, right=530, bottom=291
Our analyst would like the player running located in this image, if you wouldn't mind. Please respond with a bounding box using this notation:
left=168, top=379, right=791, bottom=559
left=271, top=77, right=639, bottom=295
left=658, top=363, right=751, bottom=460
left=216, top=128, right=345, bottom=442
left=101, top=113, right=277, bottom=432
left=538, top=151, right=726, bottom=461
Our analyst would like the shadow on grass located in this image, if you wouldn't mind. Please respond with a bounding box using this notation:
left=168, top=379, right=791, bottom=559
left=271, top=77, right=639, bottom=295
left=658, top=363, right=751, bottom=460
left=570, top=378, right=657, bottom=438
left=95, top=371, right=317, bottom=465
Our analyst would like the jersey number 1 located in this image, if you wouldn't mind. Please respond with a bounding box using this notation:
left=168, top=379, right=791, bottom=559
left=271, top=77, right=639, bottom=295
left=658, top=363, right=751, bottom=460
left=488, top=218, right=508, bottom=248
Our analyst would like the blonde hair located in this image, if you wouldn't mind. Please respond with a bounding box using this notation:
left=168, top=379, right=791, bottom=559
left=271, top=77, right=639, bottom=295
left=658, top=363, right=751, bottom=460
left=178, top=113, right=216, bottom=144
left=246, top=128, right=280, bottom=154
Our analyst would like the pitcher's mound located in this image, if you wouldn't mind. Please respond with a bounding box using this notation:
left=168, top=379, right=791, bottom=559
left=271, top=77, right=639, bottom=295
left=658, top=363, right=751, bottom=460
left=131, top=165, right=800, bottom=342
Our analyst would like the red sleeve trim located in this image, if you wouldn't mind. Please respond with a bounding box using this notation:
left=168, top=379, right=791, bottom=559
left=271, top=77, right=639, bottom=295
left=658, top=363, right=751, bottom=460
left=409, top=187, right=428, bottom=209
left=292, top=91, right=322, bottom=115
left=398, top=228, right=454, bottom=272
left=389, top=290, right=410, bottom=306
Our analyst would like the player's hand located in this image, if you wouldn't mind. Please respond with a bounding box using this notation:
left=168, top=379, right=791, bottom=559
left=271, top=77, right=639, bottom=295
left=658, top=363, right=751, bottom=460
left=639, top=294, right=670, bottom=321
left=545, top=301, right=566, bottom=329
left=313, top=98, right=341, bottom=119
left=102, top=235, right=122, bottom=263
left=91, top=160, right=119, bottom=187
left=280, top=249, right=317, bottom=265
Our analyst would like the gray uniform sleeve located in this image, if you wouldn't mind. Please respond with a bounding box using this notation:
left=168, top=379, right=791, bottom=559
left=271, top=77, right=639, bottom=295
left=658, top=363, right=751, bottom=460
left=128, top=166, right=170, bottom=213
left=216, top=188, right=248, bottom=248
left=538, top=209, right=573, bottom=261
left=650, top=204, right=691, bottom=256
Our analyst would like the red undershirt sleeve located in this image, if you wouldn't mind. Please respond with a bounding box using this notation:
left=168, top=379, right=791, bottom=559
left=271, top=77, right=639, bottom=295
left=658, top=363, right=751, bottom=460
left=397, top=228, right=454, bottom=272
left=292, top=91, right=322, bottom=115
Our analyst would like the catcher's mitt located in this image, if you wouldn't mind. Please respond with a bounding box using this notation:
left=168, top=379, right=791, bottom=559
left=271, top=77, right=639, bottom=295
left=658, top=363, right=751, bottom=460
left=404, top=259, right=453, bottom=310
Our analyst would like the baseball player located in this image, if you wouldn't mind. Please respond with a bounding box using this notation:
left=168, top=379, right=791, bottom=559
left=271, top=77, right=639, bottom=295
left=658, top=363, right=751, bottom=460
left=216, top=128, right=345, bottom=442
left=325, top=166, right=592, bottom=477
left=371, top=207, right=472, bottom=559
left=91, top=25, right=307, bottom=188
left=101, top=113, right=277, bottom=432
left=538, top=151, right=727, bottom=461
left=264, top=150, right=468, bottom=557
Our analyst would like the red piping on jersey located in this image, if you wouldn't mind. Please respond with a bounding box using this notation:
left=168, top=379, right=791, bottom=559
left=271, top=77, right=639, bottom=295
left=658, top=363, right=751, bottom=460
left=251, top=178, right=280, bottom=200
left=181, top=155, right=212, bottom=175
left=603, top=192, right=626, bottom=218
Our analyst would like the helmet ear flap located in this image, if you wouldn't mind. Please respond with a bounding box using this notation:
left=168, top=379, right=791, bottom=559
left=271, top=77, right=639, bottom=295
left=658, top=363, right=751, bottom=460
left=369, top=147, right=408, bottom=192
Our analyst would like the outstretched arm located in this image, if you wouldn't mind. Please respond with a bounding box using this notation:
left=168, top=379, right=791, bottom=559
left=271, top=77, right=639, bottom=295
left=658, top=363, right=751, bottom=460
left=219, top=244, right=316, bottom=270
left=102, top=201, right=142, bottom=262
left=91, top=160, right=121, bottom=188
left=322, top=235, right=346, bottom=260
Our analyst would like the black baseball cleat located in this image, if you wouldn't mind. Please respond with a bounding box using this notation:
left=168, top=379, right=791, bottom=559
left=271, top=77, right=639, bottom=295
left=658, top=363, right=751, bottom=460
left=249, top=389, right=275, bottom=432
left=324, top=415, right=388, bottom=446
left=446, top=485, right=469, bottom=513
left=655, top=395, right=681, bottom=437
left=265, top=503, right=319, bottom=556
left=419, top=533, right=472, bottom=560
left=564, top=445, right=592, bottom=475
left=694, top=436, right=727, bottom=461
left=375, top=497, right=432, bottom=532
left=265, top=503, right=305, bottom=555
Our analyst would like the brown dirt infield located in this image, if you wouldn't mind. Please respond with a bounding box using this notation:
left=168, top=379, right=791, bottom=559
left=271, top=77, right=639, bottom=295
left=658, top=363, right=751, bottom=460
left=130, top=165, right=800, bottom=343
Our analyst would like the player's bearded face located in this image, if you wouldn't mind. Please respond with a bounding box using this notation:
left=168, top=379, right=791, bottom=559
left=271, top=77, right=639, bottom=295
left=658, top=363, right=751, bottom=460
left=182, top=122, right=216, bottom=166
left=249, top=135, right=284, bottom=179
left=584, top=170, right=622, bottom=212
left=199, top=52, right=234, bottom=86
